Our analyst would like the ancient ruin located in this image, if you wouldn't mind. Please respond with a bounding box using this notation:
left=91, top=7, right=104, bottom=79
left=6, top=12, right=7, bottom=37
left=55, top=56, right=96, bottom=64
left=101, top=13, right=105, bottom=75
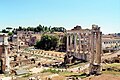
left=0, top=33, right=9, bottom=73
left=65, top=24, right=102, bottom=74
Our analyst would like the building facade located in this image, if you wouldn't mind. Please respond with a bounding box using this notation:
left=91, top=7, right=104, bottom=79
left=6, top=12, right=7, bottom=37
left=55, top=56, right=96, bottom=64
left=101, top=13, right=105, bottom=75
left=102, top=37, right=120, bottom=52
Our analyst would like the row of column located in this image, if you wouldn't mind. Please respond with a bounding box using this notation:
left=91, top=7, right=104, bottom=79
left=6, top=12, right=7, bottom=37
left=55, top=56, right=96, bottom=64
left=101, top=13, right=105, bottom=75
left=66, top=31, right=102, bottom=63
left=67, top=33, right=81, bottom=53
left=66, top=25, right=102, bottom=74
left=66, top=33, right=90, bottom=60
left=90, top=32, right=102, bottom=64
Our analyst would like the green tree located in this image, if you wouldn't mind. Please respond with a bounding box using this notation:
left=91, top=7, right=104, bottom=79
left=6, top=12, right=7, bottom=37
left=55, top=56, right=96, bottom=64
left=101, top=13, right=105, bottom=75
left=51, top=27, right=66, bottom=32
left=27, top=27, right=31, bottom=31
left=50, top=35, right=59, bottom=50
left=6, top=27, right=12, bottom=32
left=44, top=26, right=48, bottom=32
left=2, top=29, right=9, bottom=33
left=36, top=24, right=43, bottom=32
left=35, top=34, right=59, bottom=50
left=18, top=26, right=23, bottom=31
left=34, top=28, right=39, bottom=32
left=30, top=27, right=34, bottom=31
left=8, top=32, right=13, bottom=36
left=59, top=35, right=67, bottom=52
left=23, top=27, right=27, bottom=31
left=48, top=26, right=51, bottom=31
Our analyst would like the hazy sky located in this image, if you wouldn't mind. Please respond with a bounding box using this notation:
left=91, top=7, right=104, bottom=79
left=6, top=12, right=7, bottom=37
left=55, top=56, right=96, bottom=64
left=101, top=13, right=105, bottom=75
left=0, top=0, right=120, bottom=34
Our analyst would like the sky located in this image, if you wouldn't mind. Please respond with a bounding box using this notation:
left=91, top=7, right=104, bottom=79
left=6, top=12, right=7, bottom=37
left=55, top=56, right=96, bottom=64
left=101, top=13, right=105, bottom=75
left=0, top=0, right=120, bottom=34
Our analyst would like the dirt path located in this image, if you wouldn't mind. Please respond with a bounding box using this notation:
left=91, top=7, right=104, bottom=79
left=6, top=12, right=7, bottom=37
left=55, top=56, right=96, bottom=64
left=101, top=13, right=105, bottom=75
left=82, top=74, right=120, bottom=80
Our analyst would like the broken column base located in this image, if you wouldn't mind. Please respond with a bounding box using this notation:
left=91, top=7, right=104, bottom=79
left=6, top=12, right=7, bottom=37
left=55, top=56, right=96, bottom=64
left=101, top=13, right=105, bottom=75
left=89, top=63, right=102, bottom=75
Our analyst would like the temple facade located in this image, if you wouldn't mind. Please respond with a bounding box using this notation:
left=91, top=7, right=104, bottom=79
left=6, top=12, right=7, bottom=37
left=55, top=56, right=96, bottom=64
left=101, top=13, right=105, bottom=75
left=65, top=24, right=102, bottom=74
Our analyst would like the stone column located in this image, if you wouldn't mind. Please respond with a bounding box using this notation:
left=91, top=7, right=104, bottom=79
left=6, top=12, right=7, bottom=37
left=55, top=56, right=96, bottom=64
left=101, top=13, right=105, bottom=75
left=90, top=32, right=95, bottom=64
left=88, top=33, right=91, bottom=61
left=5, top=46, right=10, bottom=72
left=96, top=32, right=102, bottom=64
left=70, top=33, right=73, bottom=55
left=83, top=33, right=86, bottom=61
left=78, top=33, right=81, bottom=59
left=78, top=33, right=81, bottom=53
left=74, top=33, right=77, bottom=56
left=95, top=31, right=102, bottom=74
left=67, top=33, right=69, bottom=52
left=89, top=32, right=95, bottom=73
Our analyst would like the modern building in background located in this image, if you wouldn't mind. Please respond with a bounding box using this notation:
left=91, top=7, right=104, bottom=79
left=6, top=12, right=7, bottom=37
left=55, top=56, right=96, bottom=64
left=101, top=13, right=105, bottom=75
left=102, top=34, right=120, bottom=52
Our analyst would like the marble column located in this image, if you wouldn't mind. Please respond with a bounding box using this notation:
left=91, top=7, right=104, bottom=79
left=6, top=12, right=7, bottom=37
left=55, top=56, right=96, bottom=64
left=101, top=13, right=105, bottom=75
left=96, top=32, right=102, bottom=64
left=67, top=33, right=69, bottom=52
left=88, top=33, right=91, bottom=61
left=83, top=33, right=86, bottom=60
left=78, top=33, right=81, bottom=53
left=90, top=32, right=95, bottom=64
left=78, top=33, right=81, bottom=59
left=70, top=33, right=73, bottom=55
left=74, top=33, right=77, bottom=56
left=89, top=32, right=95, bottom=73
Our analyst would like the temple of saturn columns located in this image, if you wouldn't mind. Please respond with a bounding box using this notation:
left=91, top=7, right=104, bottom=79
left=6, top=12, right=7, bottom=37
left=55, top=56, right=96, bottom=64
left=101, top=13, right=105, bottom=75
left=65, top=24, right=102, bottom=74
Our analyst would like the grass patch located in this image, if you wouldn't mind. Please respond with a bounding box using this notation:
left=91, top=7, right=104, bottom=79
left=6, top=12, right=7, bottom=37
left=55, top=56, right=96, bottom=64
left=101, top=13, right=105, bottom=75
left=59, top=71, right=78, bottom=76
left=66, top=61, right=88, bottom=69
left=16, top=73, right=32, bottom=77
left=103, top=71, right=120, bottom=76
left=59, top=71, right=87, bottom=79
left=41, top=69, right=61, bottom=74
left=22, top=73, right=32, bottom=77
left=103, top=63, right=120, bottom=68
left=103, top=63, right=120, bottom=72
